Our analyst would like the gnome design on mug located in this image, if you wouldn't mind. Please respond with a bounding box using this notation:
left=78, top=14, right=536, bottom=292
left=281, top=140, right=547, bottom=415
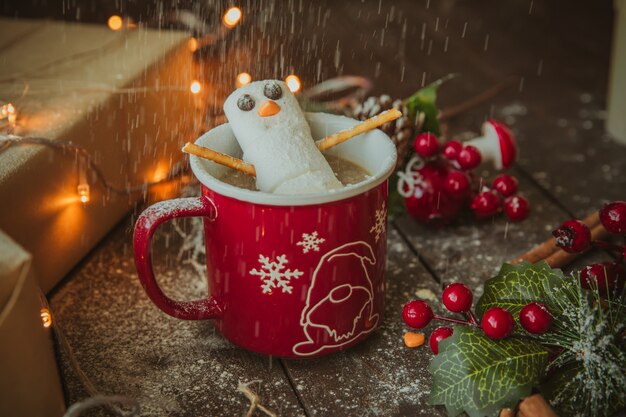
left=292, top=241, right=379, bottom=356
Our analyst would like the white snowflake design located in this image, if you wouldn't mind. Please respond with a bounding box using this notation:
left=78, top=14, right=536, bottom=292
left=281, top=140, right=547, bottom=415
left=369, top=202, right=387, bottom=242
left=249, top=254, right=304, bottom=294
left=296, top=231, right=325, bottom=253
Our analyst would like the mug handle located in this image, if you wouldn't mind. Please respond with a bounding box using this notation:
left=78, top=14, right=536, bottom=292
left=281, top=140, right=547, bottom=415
left=133, top=196, right=223, bottom=320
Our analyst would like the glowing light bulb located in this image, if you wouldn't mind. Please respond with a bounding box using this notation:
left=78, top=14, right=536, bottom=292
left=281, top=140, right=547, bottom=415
left=223, top=7, right=242, bottom=28
left=40, top=308, right=52, bottom=328
left=188, top=37, right=199, bottom=52
left=107, top=15, right=123, bottom=31
left=0, top=103, right=12, bottom=118
left=236, top=72, right=252, bottom=88
left=285, top=74, right=301, bottom=93
left=0, top=103, right=16, bottom=125
left=77, top=184, right=90, bottom=203
left=190, top=81, right=202, bottom=94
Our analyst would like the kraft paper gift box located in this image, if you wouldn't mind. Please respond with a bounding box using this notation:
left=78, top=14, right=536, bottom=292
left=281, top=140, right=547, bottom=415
left=0, top=229, right=65, bottom=417
left=0, top=18, right=204, bottom=292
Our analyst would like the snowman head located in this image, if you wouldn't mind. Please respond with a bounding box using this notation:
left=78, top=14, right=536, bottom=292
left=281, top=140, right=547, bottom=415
left=223, top=80, right=310, bottom=149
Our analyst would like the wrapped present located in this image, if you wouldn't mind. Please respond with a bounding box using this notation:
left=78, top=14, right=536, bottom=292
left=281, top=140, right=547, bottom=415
left=0, top=18, right=204, bottom=291
left=0, top=229, right=65, bottom=417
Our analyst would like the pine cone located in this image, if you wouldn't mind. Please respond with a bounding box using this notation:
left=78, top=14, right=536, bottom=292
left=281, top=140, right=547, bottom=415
left=350, top=95, right=422, bottom=167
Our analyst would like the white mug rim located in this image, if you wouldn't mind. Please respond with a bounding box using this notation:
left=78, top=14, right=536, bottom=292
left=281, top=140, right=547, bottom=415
left=189, top=112, right=398, bottom=207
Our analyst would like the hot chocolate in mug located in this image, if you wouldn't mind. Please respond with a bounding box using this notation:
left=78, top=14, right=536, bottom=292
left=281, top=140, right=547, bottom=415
left=133, top=112, right=397, bottom=358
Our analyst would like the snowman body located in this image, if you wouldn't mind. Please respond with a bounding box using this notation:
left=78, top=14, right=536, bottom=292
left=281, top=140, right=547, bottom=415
left=223, top=80, right=343, bottom=194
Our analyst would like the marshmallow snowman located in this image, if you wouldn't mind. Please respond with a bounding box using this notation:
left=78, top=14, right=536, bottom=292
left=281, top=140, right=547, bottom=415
left=223, top=80, right=343, bottom=194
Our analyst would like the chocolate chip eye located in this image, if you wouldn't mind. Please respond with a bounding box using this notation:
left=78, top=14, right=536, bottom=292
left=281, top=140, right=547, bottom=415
left=237, top=94, right=255, bottom=111
left=263, top=82, right=282, bottom=100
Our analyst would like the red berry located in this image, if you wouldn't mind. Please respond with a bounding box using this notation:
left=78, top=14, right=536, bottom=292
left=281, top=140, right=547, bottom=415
left=444, top=171, right=470, bottom=198
left=580, top=262, right=619, bottom=296
left=457, top=145, right=482, bottom=170
left=492, top=175, right=518, bottom=197
left=402, top=300, right=434, bottom=329
left=442, top=140, right=463, bottom=160
left=504, top=195, right=530, bottom=222
left=552, top=220, right=591, bottom=253
left=481, top=307, right=514, bottom=339
left=429, top=326, right=453, bottom=354
left=471, top=190, right=501, bottom=219
left=442, top=283, right=473, bottom=313
left=599, top=201, right=626, bottom=235
left=414, top=133, right=440, bottom=158
left=519, top=302, right=552, bottom=334
left=403, top=161, right=465, bottom=225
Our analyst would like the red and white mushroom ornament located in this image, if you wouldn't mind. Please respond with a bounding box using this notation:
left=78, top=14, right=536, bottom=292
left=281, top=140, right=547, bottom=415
left=465, top=120, right=517, bottom=170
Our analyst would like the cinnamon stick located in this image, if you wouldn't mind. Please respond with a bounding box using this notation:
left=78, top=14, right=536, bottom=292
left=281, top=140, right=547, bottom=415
left=498, top=408, right=515, bottom=417
left=544, top=222, right=609, bottom=268
left=517, top=394, right=559, bottom=417
left=511, top=212, right=601, bottom=266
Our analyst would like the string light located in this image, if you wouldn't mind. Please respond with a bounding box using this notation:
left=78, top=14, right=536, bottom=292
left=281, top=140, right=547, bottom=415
left=40, top=308, right=52, bottom=328
left=77, top=184, right=90, bottom=204
left=236, top=72, right=252, bottom=88
left=223, top=7, right=242, bottom=28
left=285, top=74, right=301, bottom=93
left=0, top=134, right=188, bottom=205
left=0, top=80, right=201, bottom=205
left=77, top=156, right=90, bottom=203
left=190, top=80, right=202, bottom=94
left=188, top=37, right=199, bottom=52
left=0, top=103, right=16, bottom=126
left=107, top=15, right=123, bottom=31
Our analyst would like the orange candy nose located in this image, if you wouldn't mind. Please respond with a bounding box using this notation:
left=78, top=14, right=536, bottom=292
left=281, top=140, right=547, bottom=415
left=258, top=100, right=281, bottom=117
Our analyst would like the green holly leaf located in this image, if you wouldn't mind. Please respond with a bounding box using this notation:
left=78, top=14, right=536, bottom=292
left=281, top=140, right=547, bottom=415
left=475, top=261, right=565, bottom=320
left=404, top=73, right=456, bottom=136
left=429, top=326, right=548, bottom=417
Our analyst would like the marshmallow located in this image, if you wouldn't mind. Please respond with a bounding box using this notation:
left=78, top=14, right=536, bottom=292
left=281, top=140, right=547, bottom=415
left=223, top=80, right=343, bottom=194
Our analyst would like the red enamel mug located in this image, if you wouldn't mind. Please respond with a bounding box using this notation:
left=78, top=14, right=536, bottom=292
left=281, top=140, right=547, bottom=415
left=133, top=113, right=397, bottom=358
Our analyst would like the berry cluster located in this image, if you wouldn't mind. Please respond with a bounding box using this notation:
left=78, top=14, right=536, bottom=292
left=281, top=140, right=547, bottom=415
left=402, top=283, right=552, bottom=354
left=472, top=175, right=530, bottom=221
left=400, top=130, right=529, bottom=225
left=552, top=201, right=626, bottom=296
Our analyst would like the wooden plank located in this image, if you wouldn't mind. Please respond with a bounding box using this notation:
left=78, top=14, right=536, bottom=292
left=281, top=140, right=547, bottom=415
left=281, top=228, right=446, bottom=416
left=50, top=218, right=305, bottom=417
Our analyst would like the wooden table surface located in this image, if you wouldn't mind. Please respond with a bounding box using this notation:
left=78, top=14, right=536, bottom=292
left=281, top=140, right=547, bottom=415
left=50, top=1, right=626, bottom=416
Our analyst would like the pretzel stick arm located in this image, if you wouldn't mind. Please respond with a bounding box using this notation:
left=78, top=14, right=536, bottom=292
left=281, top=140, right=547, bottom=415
left=315, top=108, right=402, bottom=151
left=183, top=108, right=402, bottom=177
left=182, top=142, right=256, bottom=177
